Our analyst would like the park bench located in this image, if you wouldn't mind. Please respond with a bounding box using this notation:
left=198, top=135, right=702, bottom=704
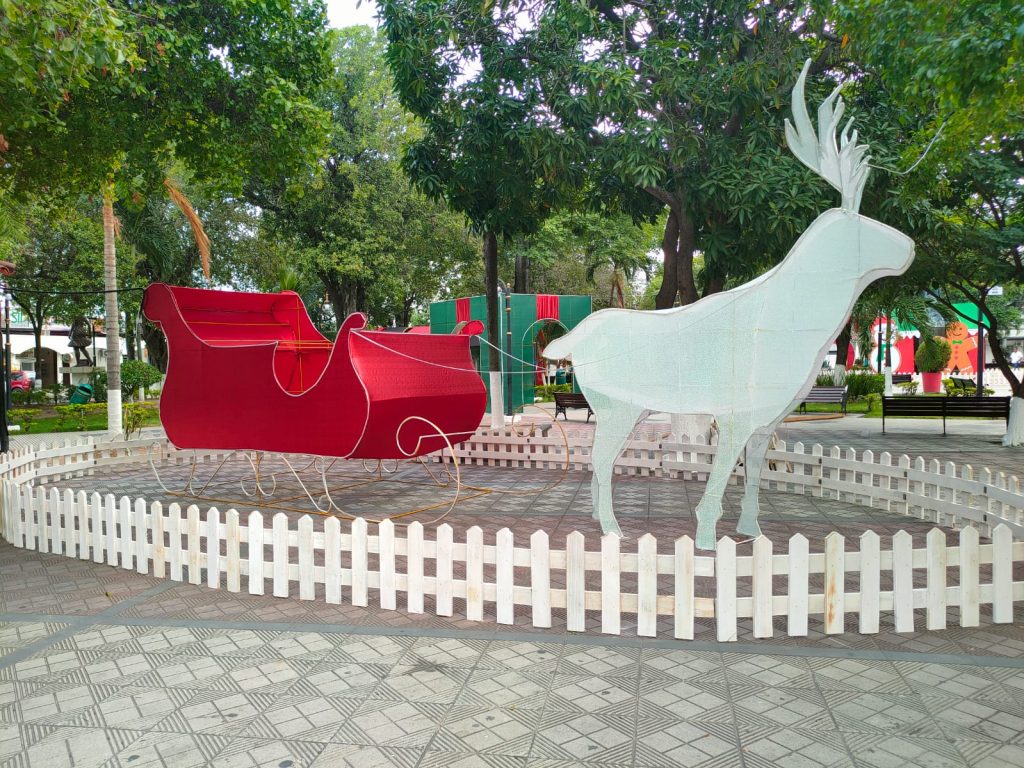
left=891, top=373, right=912, bottom=385
left=882, top=395, right=1011, bottom=435
left=553, top=391, right=594, bottom=422
left=798, top=386, right=848, bottom=414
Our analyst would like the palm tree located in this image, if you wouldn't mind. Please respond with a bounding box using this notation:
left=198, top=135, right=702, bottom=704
left=851, top=282, right=945, bottom=393
left=101, top=175, right=209, bottom=432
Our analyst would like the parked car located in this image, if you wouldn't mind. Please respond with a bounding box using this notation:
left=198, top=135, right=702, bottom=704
left=9, top=371, right=32, bottom=391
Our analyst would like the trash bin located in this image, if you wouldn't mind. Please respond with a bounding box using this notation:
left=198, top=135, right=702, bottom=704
left=69, top=383, right=93, bottom=404
left=555, top=368, right=566, bottom=385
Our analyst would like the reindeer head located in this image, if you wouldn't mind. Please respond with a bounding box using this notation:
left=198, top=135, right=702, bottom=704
left=785, top=60, right=870, bottom=212
left=785, top=60, right=914, bottom=281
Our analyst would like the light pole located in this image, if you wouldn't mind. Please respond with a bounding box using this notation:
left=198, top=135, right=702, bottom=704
left=0, top=261, right=15, bottom=453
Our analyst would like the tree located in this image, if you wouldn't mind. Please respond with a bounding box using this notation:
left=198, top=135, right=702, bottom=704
left=380, top=0, right=586, bottom=422
left=851, top=280, right=940, bottom=390
left=840, top=0, right=1022, bottom=171
left=251, top=26, right=479, bottom=330
left=115, top=177, right=267, bottom=370
left=841, top=1, right=1024, bottom=443
left=387, top=2, right=854, bottom=312
left=0, top=0, right=138, bottom=137
left=494, top=211, right=659, bottom=309
left=2, top=195, right=104, bottom=382
left=910, top=145, right=1024, bottom=442
left=2, top=0, right=332, bottom=433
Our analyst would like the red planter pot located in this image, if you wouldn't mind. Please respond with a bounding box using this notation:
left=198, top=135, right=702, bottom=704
left=921, top=371, right=943, bottom=393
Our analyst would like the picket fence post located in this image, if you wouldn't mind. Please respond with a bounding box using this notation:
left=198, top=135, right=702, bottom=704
left=530, top=530, right=551, bottom=628
left=435, top=524, right=454, bottom=617
left=565, top=531, right=585, bottom=632
left=674, top=536, right=694, bottom=640
left=637, top=534, right=658, bottom=638
left=248, top=510, right=265, bottom=596
left=601, top=533, right=621, bottom=635
left=408, top=521, right=425, bottom=614
left=716, top=537, right=737, bottom=642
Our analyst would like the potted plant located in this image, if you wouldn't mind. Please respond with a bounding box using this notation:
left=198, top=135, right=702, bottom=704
left=915, top=336, right=951, bottom=393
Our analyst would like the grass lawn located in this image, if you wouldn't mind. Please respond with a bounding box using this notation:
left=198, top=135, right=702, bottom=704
left=798, top=400, right=882, bottom=418
left=10, top=404, right=162, bottom=435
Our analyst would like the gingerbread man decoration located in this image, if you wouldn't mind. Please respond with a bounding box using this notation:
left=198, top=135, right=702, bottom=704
left=945, top=321, right=977, bottom=373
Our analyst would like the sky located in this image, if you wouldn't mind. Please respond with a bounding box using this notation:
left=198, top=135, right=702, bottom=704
left=326, top=0, right=380, bottom=28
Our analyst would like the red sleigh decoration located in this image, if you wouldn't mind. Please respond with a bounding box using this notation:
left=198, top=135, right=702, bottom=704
left=142, top=284, right=486, bottom=460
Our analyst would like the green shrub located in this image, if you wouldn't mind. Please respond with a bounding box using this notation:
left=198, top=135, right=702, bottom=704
left=91, top=362, right=163, bottom=401
left=91, top=370, right=107, bottom=402
left=896, top=380, right=919, bottom=395
left=121, top=360, right=163, bottom=399
left=54, top=405, right=74, bottom=430
left=815, top=371, right=835, bottom=386
left=535, top=383, right=572, bottom=402
left=9, top=408, right=35, bottom=433
left=915, top=336, right=951, bottom=373
left=865, top=393, right=881, bottom=412
left=122, top=402, right=157, bottom=438
left=845, top=372, right=885, bottom=399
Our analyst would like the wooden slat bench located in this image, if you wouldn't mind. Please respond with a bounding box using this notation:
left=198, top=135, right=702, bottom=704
left=882, top=395, right=1011, bottom=435
left=553, top=391, right=594, bottom=422
left=799, top=386, right=848, bottom=414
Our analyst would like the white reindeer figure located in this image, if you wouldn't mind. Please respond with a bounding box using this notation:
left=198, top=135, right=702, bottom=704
left=543, top=61, right=915, bottom=549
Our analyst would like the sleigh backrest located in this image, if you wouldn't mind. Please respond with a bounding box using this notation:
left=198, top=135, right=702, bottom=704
left=145, top=284, right=333, bottom=394
left=159, top=284, right=329, bottom=349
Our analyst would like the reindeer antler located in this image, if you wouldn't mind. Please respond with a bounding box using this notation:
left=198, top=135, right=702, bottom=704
left=785, top=59, right=870, bottom=212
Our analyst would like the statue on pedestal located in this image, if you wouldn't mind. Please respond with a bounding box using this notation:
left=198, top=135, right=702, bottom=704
left=69, top=317, right=94, bottom=366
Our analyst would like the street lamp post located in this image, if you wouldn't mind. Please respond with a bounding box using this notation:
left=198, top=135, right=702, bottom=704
left=0, top=261, right=15, bottom=454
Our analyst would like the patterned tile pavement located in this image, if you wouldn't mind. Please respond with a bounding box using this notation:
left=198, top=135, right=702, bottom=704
left=1, top=420, right=1023, bottom=766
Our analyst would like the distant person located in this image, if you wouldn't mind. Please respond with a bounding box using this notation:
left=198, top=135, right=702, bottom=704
left=1012, top=347, right=1024, bottom=369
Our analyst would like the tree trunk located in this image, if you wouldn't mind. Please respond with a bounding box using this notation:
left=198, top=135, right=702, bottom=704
left=31, top=298, right=43, bottom=390
left=125, top=315, right=137, bottom=361
left=655, top=208, right=679, bottom=309
left=834, top=322, right=851, bottom=383
left=514, top=250, right=529, bottom=294
left=102, top=183, right=122, bottom=434
left=142, top=322, right=168, bottom=373
left=323, top=278, right=361, bottom=324
left=484, top=231, right=504, bottom=427
left=675, top=208, right=699, bottom=305
left=983, top=309, right=1024, bottom=446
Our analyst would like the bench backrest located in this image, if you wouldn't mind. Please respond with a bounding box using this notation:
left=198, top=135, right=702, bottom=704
left=804, top=386, right=846, bottom=401
left=882, top=396, right=945, bottom=415
left=945, top=396, right=1010, bottom=415
left=554, top=392, right=589, bottom=405
left=883, top=396, right=1010, bottom=418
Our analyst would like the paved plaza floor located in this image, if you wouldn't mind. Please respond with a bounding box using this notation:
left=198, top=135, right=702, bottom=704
left=1, top=418, right=1023, bottom=767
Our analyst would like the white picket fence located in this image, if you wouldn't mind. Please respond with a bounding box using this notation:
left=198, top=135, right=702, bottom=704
left=1, top=433, right=1022, bottom=640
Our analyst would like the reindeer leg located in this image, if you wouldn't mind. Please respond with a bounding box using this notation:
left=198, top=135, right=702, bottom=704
left=695, top=418, right=748, bottom=550
left=737, top=427, right=774, bottom=538
left=588, top=398, right=642, bottom=537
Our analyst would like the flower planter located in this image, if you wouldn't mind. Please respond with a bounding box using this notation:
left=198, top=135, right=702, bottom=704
left=922, top=371, right=943, bottom=393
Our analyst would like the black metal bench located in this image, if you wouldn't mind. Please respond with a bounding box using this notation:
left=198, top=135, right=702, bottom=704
left=892, top=373, right=912, bottom=385
left=882, top=396, right=1010, bottom=435
left=799, top=386, right=848, bottom=414
left=553, top=391, right=594, bottom=422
